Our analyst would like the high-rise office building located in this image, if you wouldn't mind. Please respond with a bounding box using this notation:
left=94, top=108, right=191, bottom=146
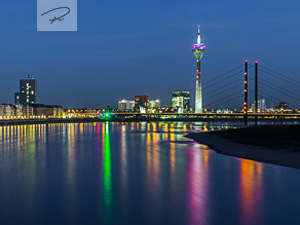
left=172, top=91, right=190, bottom=111
left=192, top=26, right=206, bottom=113
left=134, top=95, right=149, bottom=111
left=15, top=75, right=37, bottom=105
left=251, top=99, right=266, bottom=113
left=118, top=99, right=135, bottom=111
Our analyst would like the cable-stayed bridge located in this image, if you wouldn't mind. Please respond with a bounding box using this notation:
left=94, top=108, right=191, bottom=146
left=112, top=61, right=300, bottom=123
left=158, top=62, right=300, bottom=111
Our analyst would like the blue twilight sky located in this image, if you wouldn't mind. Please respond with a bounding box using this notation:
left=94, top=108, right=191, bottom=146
left=0, top=0, right=300, bottom=109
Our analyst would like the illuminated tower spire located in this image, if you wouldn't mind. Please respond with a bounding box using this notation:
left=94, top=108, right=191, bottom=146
left=197, top=25, right=201, bottom=44
left=192, top=25, right=206, bottom=113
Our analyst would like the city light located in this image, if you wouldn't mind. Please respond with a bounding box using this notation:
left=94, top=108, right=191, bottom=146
left=192, top=25, right=206, bottom=113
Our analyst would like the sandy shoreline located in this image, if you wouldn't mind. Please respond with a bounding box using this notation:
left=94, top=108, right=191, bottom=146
left=186, top=132, right=300, bottom=169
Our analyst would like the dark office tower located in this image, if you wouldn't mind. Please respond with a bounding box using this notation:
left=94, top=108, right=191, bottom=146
left=172, top=91, right=190, bottom=111
left=134, top=95, right=149, bottom=111
left=14, top=92, right=20, bottom=105
left=15, top=75, right=37, bottom=105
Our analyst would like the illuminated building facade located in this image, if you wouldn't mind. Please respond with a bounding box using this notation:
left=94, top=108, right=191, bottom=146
left=134, top=95, right=149, bottom=111
left=15, top=75, right=37, bottom=105
left=0, top=104, right=23, bottom=117
left=0, top=104, right=15, bottom=117
left=192, top=26, right=206, bottom=113
left=149, top=107, right=175, bottom=113
left=149, top=100, right=161, bottom=108
left=118, top=99, right=135, bottom=111
left=15, top=105, right=23, bottom=116
left=22, top=105, right=33, bottom=117
left=276, top=102, right=291, bottom=112
left=251, top=99, right=266, bottom=113
left=172, top=91, right=190, bottom=111
left=31, top=104, right=63, bottom=117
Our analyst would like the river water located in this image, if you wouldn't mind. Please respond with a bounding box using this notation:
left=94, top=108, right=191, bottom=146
left=0, top=122, right=300, bottom=225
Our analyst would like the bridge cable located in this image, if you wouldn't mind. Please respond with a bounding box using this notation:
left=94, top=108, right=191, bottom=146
left=203, top=70, right=244, bottom=89
left=259, top=68, right=300, bottom=88
left=260, top=80, right=300, bottom=102
left=260, top=65, right=300, bottom=86
left=208, top=90, right=242, bottom=106
left=260, top=78, right=300, bottom=100
left=203, top=64, right=244, bottom=85
left=204, top=77, right=244, bottom=98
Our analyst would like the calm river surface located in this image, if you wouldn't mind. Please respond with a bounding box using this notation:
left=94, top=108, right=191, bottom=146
left=0, top=122, right=300, bottom=225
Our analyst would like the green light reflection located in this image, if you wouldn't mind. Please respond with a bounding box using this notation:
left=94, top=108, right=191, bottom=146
left=103, top=122, right=112, bottom=223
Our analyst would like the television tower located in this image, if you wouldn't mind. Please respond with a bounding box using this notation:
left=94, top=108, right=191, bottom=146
left=192, top=26, right=206, bottom=113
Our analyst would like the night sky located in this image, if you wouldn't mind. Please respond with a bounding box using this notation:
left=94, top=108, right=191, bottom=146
left=0, top=0, right=299, bottom=109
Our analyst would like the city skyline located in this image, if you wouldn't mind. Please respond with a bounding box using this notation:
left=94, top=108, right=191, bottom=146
left=3, top=62, right=299, bottom=111
left=0, top=1, right=299, bottom=108
left=1, top=2, right=300, bottom=225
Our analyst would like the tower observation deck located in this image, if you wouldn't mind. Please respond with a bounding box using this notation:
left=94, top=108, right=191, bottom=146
left=192, top=26, right=206, bottom=113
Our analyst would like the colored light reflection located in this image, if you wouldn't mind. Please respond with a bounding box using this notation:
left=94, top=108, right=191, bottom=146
left=153, top=123, right=157, bottom=132
left=102, top=122, right=112, bottom=223
left=121, top=124, right=127, bottom=182
left=187, top=144, right=210, bottom=225
left=183, top=124, right=187, bottom=132
left=170, top=133, right=176, bottom=179
left=239, top=159, right=263, bottom=225
left=146, top=124, right=160, bottom=203
left=0, top=122, right=299, bottom=224
left=203, top=124, right=209, bottom=132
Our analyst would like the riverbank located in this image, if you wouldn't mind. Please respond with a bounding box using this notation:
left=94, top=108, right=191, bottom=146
left=186, top=125, right=300, bottom=169
left=1, top=117, right=300, bottom=125
left=0, top=118, right=107, bottom=126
